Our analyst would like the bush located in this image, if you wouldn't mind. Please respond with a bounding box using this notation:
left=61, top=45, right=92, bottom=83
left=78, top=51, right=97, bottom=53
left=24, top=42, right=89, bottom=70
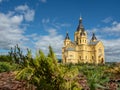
left=0, top=55, right=11, bottom=62
left=0, top=62, right=17, bottom=73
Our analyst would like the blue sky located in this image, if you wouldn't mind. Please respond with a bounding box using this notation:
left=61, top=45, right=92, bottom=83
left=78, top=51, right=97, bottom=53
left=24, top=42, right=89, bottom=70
left=0, top=0, right=120, bottom=62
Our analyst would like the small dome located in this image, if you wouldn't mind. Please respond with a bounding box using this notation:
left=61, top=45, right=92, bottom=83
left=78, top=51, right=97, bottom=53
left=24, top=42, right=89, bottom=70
left=91, top=33, right=97, bottom=41
left=65, top=32, right=70, bottom=40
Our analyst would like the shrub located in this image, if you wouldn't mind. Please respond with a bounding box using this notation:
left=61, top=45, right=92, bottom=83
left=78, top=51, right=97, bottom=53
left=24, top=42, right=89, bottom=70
left=0, top=62, right=17, bottom=73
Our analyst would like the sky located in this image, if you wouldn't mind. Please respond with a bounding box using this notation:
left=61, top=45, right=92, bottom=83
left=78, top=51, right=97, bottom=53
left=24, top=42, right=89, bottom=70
left=0, top=0, right=120, bottom=62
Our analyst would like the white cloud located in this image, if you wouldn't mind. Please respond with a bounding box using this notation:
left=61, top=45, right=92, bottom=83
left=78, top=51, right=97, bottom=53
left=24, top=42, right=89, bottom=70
left=39, top=0, right=47, bottom=3
left=15, top=5, right=35, bottom=21
left=35, top=28, right=64, bottom=58
left=15, top=5, right=28, bottom=11
left=102, top=17, right=113, bottom=23
left=42, top=18, right=50, bottom=24
left=102, top=39, right=120, bottom=62
left=42, top=18, right=71, bottom=29
left=0, top=5, right=35, bottom=50
left=102, top=23, right=120, bottom=33
left=0, top=13, right=26, bottom=49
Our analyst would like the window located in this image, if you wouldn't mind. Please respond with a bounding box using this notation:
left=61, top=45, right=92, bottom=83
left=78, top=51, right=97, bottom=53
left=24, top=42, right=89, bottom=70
left=99, top=48, right=102, bottom=56
left=80, top=56, right=81, bottom=59
left=92, top=56, right=94, bottom=59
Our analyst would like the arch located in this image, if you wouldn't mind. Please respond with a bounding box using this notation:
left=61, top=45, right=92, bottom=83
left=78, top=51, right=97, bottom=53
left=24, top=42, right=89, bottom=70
left=101, top=58, right=104, bottom=63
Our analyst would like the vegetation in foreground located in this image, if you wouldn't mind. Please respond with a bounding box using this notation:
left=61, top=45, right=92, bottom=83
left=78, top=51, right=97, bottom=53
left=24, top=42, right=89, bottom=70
left=0, top=45, right=120, bottom=90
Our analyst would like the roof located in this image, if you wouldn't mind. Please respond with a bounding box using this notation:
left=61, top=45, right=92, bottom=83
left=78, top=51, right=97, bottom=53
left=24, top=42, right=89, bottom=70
left=77, top=17, right=84, bottom=31
left=66, top=47, right=75, bottom=51
left=65, top=32, right=70, bottom=40
left=89, top=41, right=99, bottom=45
left=91, top=33, right=97, bottom=41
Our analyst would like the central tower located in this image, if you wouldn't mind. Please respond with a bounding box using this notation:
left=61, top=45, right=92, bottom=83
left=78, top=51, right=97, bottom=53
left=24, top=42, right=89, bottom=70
left=74, top=17, right=87, bottom=45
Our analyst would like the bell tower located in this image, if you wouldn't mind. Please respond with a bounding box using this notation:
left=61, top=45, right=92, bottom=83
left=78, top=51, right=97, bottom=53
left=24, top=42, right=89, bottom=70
left=74, top=17, right=87, bottom=45
left=64, top=32, right=71, bottom=46
left=91, top=33, right=97, bottom=42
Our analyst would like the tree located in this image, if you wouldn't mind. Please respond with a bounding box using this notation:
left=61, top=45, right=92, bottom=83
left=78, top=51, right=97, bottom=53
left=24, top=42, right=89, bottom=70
left=48, top=46, right=58, bottom=65
left=9, top=44, right=24, bottom=64
left=16, top=47, right=65, bottom=90
left=8, top=45, right=33, bottom=68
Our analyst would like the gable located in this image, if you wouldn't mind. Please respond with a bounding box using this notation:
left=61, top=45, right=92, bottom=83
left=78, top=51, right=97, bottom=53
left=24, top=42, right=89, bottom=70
left=66, top=42, right=76, bottom=51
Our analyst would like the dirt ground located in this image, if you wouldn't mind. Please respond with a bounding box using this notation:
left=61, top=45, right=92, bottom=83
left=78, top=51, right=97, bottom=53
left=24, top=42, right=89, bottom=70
left=0, top=71, right=120, bottom=90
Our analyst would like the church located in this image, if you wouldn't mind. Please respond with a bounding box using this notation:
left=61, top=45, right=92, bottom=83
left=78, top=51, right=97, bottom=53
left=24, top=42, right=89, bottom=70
left=62, top=17, right=105, bottom=64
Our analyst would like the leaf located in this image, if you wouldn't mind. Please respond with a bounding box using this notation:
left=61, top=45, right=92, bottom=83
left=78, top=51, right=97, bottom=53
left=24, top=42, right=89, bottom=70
left=94, top=83, right=107, bottom=89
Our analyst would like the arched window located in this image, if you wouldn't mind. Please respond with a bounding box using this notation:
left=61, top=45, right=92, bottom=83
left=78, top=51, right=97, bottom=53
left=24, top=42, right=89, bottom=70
left=80, top=56, right=81, bottom=59
left=92, top=56, right=94, bottom=59
left=76, top=37, right=78, bottom=42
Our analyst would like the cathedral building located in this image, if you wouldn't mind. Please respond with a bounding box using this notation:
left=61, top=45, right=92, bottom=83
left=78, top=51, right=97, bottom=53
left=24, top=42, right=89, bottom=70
left=62, top=17, right=105, bottom=64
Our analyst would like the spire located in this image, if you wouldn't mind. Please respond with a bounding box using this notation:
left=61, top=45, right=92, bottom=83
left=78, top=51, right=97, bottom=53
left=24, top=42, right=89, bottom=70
left=79, top=17, right=82, bottom=24
left=77, top=17, right=84, bottom=31
left=91, top=33, right=97, bottom=41
left=65, top=32, right=70, bottom=40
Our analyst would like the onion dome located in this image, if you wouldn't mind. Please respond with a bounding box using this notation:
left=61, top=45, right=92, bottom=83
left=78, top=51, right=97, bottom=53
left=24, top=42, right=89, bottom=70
left=65, top=32, right=70, bottom=40
left=91, top=33, right=97, bottom=41
left=77, top=17, right=84, bottom=31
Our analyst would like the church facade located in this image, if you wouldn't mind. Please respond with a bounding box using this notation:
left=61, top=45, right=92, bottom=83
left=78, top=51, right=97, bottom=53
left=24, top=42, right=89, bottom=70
left=62, top=18, right=105, bottom=64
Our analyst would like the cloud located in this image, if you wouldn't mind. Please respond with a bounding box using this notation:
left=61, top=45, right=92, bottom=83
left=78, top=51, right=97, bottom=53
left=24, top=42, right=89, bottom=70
left=0, top=5, right=35, bottom=50
left=0, top=13, right=26, bottom=49
left=15, top=5, right=35, bottom=21
left=35, top=28, right=64, bottom=58
left=39, top=0, right=47, bottom=3
left=102, top=39, right=120, bottom=62
left=102, top=17, right=113, bottom=23
left=42, top=18, right=71, bottom=29
left=103, top=23, right=120, bottom=33
left=42, top=18, right=50, bottom=24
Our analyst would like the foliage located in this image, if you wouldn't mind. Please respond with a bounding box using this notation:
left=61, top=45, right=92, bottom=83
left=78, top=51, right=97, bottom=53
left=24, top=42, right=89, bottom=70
left=0, top=55, right=11, bottom=62
left=8, top=44, right=33, bottom=68
left=77, top=64, right=110, bottom=90
left=1, top=45, right=119, bottom=90
left=60, top=64, right=82, bottom=90
left=0, top=62, right=17, bottom=73
left=9, top=44, right=23, bottom=64
left=16, top=47, right=65, bottom=90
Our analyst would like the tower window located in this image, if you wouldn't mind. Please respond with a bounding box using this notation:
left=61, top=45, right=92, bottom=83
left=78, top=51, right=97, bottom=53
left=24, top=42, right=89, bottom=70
left=92, top=56, right=94, bottom=59
left=80, top=56, right=81, bottom=59
left=77, top=37, right=78, bottom=42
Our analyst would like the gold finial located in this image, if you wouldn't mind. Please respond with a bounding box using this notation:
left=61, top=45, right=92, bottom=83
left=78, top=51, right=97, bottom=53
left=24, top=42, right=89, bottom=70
left=79, top=16, right=82, bottom=20
left=79, top=13, right=82, bottom=21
